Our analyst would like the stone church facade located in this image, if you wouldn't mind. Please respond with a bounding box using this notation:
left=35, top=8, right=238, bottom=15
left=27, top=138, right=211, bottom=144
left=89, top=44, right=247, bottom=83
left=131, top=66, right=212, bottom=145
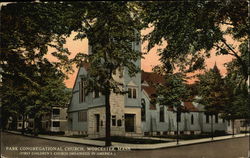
left=67, top=40, right=143, bottom=137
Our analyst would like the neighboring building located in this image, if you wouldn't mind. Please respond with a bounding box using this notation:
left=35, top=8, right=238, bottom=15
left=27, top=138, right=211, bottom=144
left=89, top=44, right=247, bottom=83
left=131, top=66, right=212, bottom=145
left=17, top=116, right=29, bottom=130
left=41, top=106, right=68, bottom=133
left=226, top=119, right=248, bottom=134
left=8, top=106, right=68, bottom=133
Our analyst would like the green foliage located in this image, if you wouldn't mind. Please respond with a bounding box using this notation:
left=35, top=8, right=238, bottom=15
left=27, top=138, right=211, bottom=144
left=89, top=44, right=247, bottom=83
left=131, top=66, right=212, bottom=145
left=156, top=72, right=189, bottom=110
left=56, top=2, right=143, bottom=146
left=196, top=65, right=227, bottom=115
left=139, top=1, right=249, bottom=121
left=197, top=60, right=249, bottom=120
left=27, top=70, right=71, bottom=120
left=139, top=1, right=249, bottom=79
left=225, top=39, right=249, bottom=89
left=72, top=2, right=142, bottom=95
left=1, top=61, right=71, bottom=131
left=1, top=2, right=75, bottom=73
left=222, top=62, right=249, bottom=120
left=0, top=2, right=142, bottom=144
left=0, top=2, right=73, bottom=131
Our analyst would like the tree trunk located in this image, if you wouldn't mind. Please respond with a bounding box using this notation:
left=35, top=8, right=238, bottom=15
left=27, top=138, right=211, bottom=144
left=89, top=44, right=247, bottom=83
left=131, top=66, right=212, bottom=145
left=211, top=115, right=213, bottom=140
left=33, top=116, right=41, bottom=136
left=232, top=119, right=235, bottom=137
left=176, top=111, right=179, bottom=145
left=34, top=119, right=38, bottom=136
left=21, top=114, right=25, bottom=135
left=22, top=115, right=25, bottom=135
left=1, top=113, right=9, bottom=131
left=105, top=90, right=111, bottom=146
left=245, top=119, right=247, bottom=136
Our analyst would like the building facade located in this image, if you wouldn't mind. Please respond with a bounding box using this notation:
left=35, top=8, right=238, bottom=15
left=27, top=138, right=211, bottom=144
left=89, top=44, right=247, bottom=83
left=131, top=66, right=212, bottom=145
left=140, top=72, right=227, bottom=135
left=9, top=106, right=68, bottom=133
left=67, top=40, right=143, bottom=137
left=67, top=41, right=230, bottom=138
left=41, top=106, right=68, bottom=133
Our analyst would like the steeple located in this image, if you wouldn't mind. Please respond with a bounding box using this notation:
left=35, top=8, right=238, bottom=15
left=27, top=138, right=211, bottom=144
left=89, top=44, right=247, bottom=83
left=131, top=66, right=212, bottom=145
left=212, top=62, right=221, bottom=75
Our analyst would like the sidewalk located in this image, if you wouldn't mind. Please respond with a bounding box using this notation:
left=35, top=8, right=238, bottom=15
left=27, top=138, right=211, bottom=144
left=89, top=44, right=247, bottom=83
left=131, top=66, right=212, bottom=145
left=5, top=130, right=249, bottom=150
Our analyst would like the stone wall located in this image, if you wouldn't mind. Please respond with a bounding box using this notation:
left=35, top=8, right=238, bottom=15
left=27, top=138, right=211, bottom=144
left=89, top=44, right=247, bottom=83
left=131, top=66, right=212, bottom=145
left=87, top=106, right=106, bottom=138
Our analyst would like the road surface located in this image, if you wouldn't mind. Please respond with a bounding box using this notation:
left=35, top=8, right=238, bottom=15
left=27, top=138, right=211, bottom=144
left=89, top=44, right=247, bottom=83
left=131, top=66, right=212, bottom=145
left=1, top=132, right=249, bottom=158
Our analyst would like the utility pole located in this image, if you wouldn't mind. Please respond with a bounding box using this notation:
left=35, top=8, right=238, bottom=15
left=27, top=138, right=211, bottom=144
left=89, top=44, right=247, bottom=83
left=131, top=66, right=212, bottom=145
left=247, top=1, right=250, bottom=157
left=176, top=110, right=179, bottom=145
left=211, top=115, right=214, bottom=140
left=232, top=119, right=235, bottom=137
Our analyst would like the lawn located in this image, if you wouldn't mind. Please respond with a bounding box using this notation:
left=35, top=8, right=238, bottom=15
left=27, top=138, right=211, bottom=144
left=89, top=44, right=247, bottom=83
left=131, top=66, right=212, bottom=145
left=153, top=132, right=231, bottom=140
left=93, top=136, right=171, bottom=144
left=64, top=134, right=88, bottom=138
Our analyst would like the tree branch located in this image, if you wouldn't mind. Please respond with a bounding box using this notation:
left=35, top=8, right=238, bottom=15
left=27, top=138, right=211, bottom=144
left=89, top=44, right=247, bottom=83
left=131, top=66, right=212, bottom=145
left=215, top=44, right=235, bottom=56
left=221, top=39, right=248, bottom=79
left=219, top=21, right=233, bottom=26
left=82, top=17, right=94, bottom=32
left=221, top=40, right=238, bottom=56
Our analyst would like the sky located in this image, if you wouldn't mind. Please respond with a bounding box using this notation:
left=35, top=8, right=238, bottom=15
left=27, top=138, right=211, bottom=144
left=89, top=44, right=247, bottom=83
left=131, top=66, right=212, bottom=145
left=57, top=30, right=235, bottom=88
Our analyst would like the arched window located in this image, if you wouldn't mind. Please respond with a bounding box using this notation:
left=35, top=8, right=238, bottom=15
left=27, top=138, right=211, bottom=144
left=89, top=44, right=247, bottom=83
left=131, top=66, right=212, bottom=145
left=141, top=99, right=146, bottom=121
left=215, top=114, right=218, bottom=123
left=79, top=78, right=86, bottom=102
left=191, top=114, right=194, bottom=125
left=159, top=106, right=164, bottom=122
left=206, top=114, right=210, bottom=123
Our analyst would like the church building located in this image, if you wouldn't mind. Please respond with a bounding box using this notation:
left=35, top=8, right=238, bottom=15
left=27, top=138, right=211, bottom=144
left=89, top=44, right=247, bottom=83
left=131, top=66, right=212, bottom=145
left=67, top=40, right=228, bottom=138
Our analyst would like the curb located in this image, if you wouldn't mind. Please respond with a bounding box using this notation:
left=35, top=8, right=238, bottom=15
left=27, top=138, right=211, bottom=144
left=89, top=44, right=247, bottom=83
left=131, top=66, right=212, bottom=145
left=136, top=135, right=249, bottom=150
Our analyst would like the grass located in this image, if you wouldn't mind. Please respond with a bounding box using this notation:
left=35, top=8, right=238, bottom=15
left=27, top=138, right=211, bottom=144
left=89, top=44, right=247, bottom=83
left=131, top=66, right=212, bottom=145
left=39, top=131, right=65, bottom=136
left=64, top=134, right=88, bottom=138
left=93, top=136, right=170, bottom=144
left=153, top=132, right=231, bottom=140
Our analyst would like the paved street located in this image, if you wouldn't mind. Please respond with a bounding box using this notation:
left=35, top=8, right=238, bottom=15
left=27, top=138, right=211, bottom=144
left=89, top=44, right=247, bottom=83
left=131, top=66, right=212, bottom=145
left=1, top=132, right=249, bottom=158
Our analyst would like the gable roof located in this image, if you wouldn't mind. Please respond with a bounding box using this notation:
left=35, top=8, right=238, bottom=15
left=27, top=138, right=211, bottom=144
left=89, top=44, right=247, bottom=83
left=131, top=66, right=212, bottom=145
left=141, top=71, right=198, bottom=112
left=183, top=101, right=199, bottom=112
left=166, top=101, right=198, bottom=112
left=69, top=62, right=90, bottom=108
left=82, top=62, right=90, bottom=70
left=141, top=71, right=165, bottom=98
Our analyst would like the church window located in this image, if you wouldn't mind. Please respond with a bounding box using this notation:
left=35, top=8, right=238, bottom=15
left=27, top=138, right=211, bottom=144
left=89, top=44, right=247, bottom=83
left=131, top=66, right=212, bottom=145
left=79, top=78, right=86, bottom=102
left=141, top=99, right=146, bottom=121
left=128, top=88, right=137, bottom=99
left=191, top=114, right=194, bottom=125
left=159, top=106, right=164, bottom=122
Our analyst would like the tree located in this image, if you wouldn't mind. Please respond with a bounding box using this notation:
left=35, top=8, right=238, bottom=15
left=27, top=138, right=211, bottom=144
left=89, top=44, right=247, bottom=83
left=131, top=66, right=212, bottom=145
left=1, top=57, right=71, bottom=135
left=139, top=1, right=248, bottom=81
left=0, top=2, right=76, bottom=132
left=1, top=53, right=41, bottom=133
left=1, top=2, right=142, bottom=144
left=196, top=64, right=227, bottom=139
left=156, top=71, right=189, bottom=144
left=27, top=63, right=71, bottom=135
left=222, top=60, right=250, bottom=136
left=1, top=2, right=77, bottom=73
left=71, top=2, right=142, bottom=146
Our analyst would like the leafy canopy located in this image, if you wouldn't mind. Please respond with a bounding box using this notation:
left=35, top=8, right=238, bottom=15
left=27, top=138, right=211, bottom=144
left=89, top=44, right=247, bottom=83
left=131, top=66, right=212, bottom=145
left=71, top=2, right=143, bottom=94
left=0, top=2, right=74, bottom=130
left=139, top=1, right=249, bottom=79
left=196, top=65, right=227, bottom=115
left=156, top=72, right=189, bottom=111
